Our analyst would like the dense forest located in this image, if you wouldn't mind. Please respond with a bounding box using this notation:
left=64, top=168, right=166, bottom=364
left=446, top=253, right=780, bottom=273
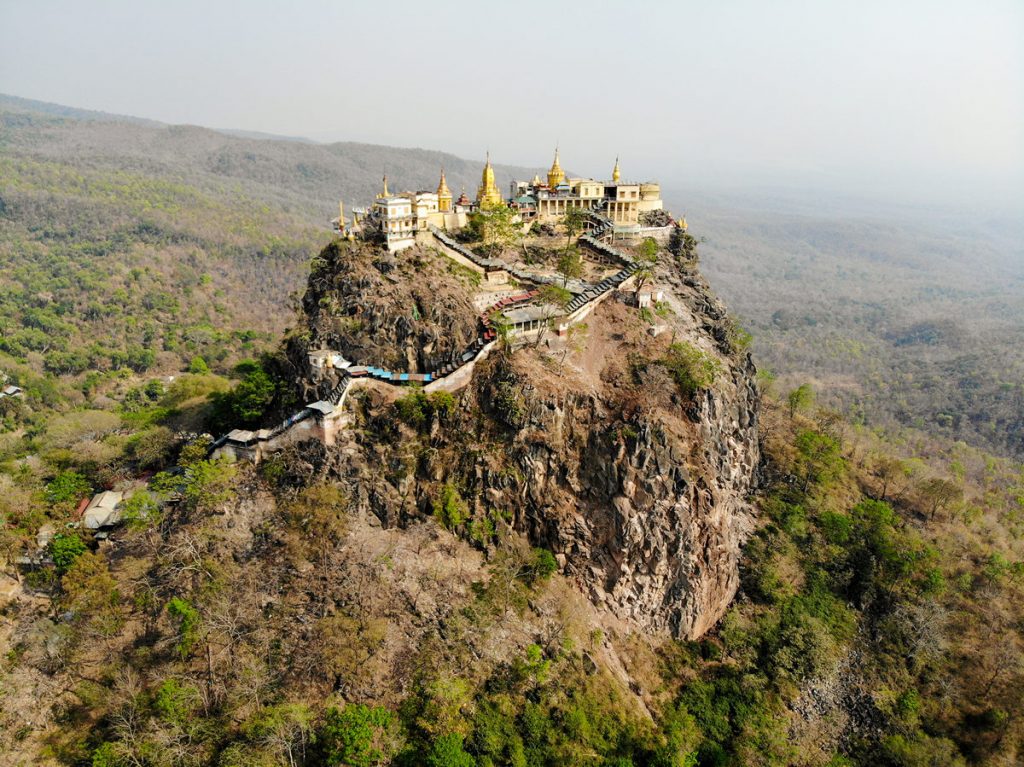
left=684, top=189, right=1024, bottom=459
left=1, top=98, right=1023, bottom=765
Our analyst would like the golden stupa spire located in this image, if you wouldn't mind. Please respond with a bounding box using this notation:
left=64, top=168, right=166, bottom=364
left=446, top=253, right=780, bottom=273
left=547, top=145, right=565, bottom=189
left=437, top=166, right=452, bottom=211
left=612, top=156, right=621, bottom=183
left=477, top=151, right=503, bottom=209
left=377, top=173, right=390, bottom=198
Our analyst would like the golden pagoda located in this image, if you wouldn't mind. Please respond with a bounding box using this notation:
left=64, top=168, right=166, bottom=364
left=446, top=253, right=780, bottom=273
left=437, top=168, right=452, bottom=212
left=476, top=152, right=504, bottom=209
left=376, top=174, right=390, bottom=199
left=547, top=148, right=565, bottom=189
left=612, top=157, right=621, bottom=183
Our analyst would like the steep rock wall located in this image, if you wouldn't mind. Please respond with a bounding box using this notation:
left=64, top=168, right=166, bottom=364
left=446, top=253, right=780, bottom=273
left=293, top=240, right=479, bottom=377
left=299, top=246, right=760, bottom=640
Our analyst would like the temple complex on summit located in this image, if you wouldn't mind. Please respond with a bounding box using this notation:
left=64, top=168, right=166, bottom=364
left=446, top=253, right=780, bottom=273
left=515, top=151, right=664, bottom=233
left=340, top=148, right=666, bottom=252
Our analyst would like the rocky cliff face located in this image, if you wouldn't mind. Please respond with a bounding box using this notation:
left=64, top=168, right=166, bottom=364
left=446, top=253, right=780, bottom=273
left=293, top=240, right=479, bottom=380
left=466, top=350, right=760, bottom=639
left=292, top=242, right=759, bottom=640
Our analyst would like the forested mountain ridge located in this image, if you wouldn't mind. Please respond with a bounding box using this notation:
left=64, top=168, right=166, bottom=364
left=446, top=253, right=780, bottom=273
left=684, top=192, right=1024, bottom=459
left=1, top=94, right=543, bottom=223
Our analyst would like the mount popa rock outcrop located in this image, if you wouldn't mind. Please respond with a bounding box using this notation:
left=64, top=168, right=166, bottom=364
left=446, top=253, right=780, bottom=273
left=287, top=238, right=759, bottom=639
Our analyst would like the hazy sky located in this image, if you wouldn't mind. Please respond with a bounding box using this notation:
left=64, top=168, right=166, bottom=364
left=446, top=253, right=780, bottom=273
left=2, top=0, right=1022, bottom=208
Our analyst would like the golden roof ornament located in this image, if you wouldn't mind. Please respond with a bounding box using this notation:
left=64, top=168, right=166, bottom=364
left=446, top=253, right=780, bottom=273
left=477, top=151, right=503, bottom=209
left=612, top=156, right=621, bottom=183
left=547, top=146, right=565, bottom=189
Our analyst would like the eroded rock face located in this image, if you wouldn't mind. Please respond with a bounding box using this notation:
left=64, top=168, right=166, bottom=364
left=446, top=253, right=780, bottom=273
left=307, top=248, right=759, bottom=640
left=464, top=346, right=759, bottom=639
left=294, top=240, right=479, bottom=376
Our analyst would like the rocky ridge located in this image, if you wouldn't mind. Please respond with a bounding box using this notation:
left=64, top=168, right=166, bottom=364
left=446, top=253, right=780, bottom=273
left=293, top=241, right=760, bottom=640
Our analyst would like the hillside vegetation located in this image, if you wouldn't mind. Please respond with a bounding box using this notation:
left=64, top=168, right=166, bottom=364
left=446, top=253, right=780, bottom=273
left=684, top=191, right=1024, bottom=459
left=0, top=98, right=1022, bottom=766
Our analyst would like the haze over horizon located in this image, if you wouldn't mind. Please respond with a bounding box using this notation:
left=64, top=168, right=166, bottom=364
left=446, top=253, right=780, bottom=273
left=2, top=0, right=1022, bottom=213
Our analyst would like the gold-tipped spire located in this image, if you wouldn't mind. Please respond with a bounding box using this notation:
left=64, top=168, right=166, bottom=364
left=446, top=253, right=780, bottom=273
left=377, top=174, right=389, bottom=198
left=476, top=151, right=503, bottom=209
left=612, top=156, right=621, bottom=183
left=437, top=167, right=452, bottom=212
left=547, top=146, right=565, bottom=189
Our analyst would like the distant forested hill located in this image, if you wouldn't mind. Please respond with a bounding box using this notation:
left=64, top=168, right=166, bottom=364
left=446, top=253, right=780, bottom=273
left=0, top=95, right=542, bottom=383
left=0, top=93, right=541, bottom=223
left=678, top=189, right=1024, bottom=458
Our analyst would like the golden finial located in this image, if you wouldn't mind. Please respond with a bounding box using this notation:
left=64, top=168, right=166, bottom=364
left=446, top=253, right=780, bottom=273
left=612, top=156, right=621, bottom=183
left=437, top=167, right=452, bottom=211
left=547, top=145, right=565, bottom=189
left=477, top=151, right=503, bottom=209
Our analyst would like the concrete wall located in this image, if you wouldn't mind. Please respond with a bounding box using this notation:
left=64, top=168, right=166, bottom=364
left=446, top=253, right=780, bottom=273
left=428, top=238, right=487, bottom=275
left=424, top=340, right=498, bottom=393
left=212, top=410, right=351, bottom=464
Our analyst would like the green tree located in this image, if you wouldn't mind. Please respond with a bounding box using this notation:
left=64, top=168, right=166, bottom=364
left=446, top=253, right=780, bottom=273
left=243, top=703, right=315, bottom=767
left=317, top=704, right=399, bottom=767
left=536, top=284, right=572, bottom=345
left=470, top=206, right=519, bottom=256
left=119, top=490, right=161, bottom=530
left=210, top=361, right=277, bottom=430
left=561, top=207, right=588, bottom=254
left=633, top=237, right=659, bottom=292
left=167, top=597, right=202, bottom=658
left=425, top=733, right=475, bottom=767
left=918, top=477, right=963, bottom=521
left=45, top=470, right=92, bottom=507
left=490, top=311, right=514, bottom=355
left=228, top=368, right=276, bottom=423
left=188, top=355, right=210, bottom=374
left=794, top=429, right=845, bottom=491
left=556, top=247, right=583, bottom=288
left=660, top=342, right=721, bottom=396
left=787, top=383, right=814, bottom=419
left=180, top=458, right=237, bottom=512
left=527, top=548, right=558, bottom=584
left=50, top=532, right=87, bottom=574
left=61, top=550, right=125, bottom=639
left=434, top=483, right=468, bottom=529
